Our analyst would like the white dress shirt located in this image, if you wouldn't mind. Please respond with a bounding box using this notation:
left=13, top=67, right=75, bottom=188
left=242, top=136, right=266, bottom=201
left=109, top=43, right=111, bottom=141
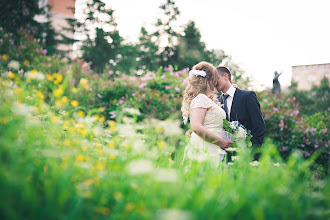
left=224, top=85, right=236, bottom=117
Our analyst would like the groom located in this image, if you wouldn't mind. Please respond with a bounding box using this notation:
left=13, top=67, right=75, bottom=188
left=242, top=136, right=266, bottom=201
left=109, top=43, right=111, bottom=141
left=215, top=66, right=266, bottom=159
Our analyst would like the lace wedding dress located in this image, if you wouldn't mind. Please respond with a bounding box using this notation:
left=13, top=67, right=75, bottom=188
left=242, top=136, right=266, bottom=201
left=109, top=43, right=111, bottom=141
left=184, top=94, right=227, bottom=166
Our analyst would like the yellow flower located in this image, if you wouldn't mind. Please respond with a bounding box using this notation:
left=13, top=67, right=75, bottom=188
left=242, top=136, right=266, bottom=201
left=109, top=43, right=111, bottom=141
left=109, top=154, right=116, bottom=159
left=113, top=192, right=122, bottom=200
left=51, top=116, right=60, bottom=123
left=53, top=88, right=64, bottom=98
left=13, top=88, right=22, bottom=94
left=61, top=96, right=68, bottom=103
left=157, top=141, right=165, bottom=149
left=99, top=116, right=105, bottom=123
left=8, top=71, right=15, bottom=79
left=77, top=110, right=85, bottom=117
left=46, top=74, right=54, bottom=81
left=1, top=54, right=8, bottom=61
left=55, top=100, right=63, bottom=107
left=95, top=162, right=105, bottom=170
left=71, top=87, right=78, bottom=93
left=24, top=60, right=30, bottom=66
left=36, top=91, right=45, bottom=99
left=168, top=158, right=172, bottom=161
left=125, top=203, right=135, bottom=212
left=98, top=107, right=104, bottom=112
left=84, top=178, right=94, bottom=186
left=80, top=78, right=88, bottom=89
left=76, top=154, right=84, bottom=162
left=71, top=100, right=79, bottom=107
left=43, top=165, right=48, bottom=172
left=64, top=140, right=71, bottom=147
left=31, top=69, right=38, bottom=75
left=107, top=142, right=115, bottom=148
left=93, top=115, right=100, bottom=121
left=108, top=120, right=116, bottom=132
left=81, top=146, right=88, bottom=151
left=62, top=120, right=70, bottom=129
left=155, top=126, right=164, bottom=134
left=95, top=207, right=111, bottom=216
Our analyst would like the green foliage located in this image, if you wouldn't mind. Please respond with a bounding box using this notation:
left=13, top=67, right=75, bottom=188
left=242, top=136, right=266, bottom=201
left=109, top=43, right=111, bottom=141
left=0, top=0, right=57, bottom=55
left=288, top=78, right=330, bottom=115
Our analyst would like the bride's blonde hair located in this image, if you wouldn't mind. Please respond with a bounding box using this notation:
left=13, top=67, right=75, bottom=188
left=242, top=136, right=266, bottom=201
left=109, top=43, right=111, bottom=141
left=181, top=61, right=219, bottom=124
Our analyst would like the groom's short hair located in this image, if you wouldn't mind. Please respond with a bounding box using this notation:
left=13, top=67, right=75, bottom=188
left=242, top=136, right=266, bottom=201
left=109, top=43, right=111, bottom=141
left=216, top=66, right=232, bottom=82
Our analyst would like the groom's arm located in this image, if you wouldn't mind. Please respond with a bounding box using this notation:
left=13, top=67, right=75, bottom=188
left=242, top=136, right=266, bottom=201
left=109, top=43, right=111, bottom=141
left=246, top=91, right=266, bottom=146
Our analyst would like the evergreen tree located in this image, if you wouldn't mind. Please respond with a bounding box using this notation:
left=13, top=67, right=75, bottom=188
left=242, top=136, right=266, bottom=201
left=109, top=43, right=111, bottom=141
left=0, top=0, right=57, bottom=55
left=61, top=0, right=122, bottom=72
left=136, top=26, right=160, bottom=71
left=154, top=0, right=181, bottom=67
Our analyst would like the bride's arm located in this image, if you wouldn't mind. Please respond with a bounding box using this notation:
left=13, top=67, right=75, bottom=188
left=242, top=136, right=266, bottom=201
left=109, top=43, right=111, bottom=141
left=190, top=108, right=233, bottom=150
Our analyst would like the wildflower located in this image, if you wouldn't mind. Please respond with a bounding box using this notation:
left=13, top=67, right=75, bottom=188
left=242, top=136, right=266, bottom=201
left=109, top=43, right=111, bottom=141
left=156, top=126, right=164, bottom=134
left=108, top=120, right=116, bottom=132
left=95, top=207, right=111, bottom=216
left=51, top=116, right=61, bottom=123
left=76, top=155, right=84, bottom=162
left=165, top=85, right=171, bottom=90
left=80, top=78, right=88, bottom=89
left=46, top=74, right=54, bottom=81
left=99, top=116, right=105, bottom=122
left=53, top=88, right=64, bottom=98
left=63, top=139, right=71, bottom=147
left=8, top=71, right=15, bottom=79
left=109, top=111, right=116, bottom=119
left=53, top=73, right=63, bottom=85
left=107, top=142, right=115, bottom=148
left=126, top=159, right=154, bottom=175
left=113, top=192, right=122, bottom=200
left=24, top=60, right=30, bottom=66
left=77, top=110, right=85, bottom=117
left=71, top=87, right=78, bottom=93
left=36, top=91, right=45, bottom=99
left=8, top=60, right=20, bottom=70
left=157, top=141, right=166, bottom=149
left=1, top=54, right=8, bottom=61
left=13, top=88, right=22, bottom=94
left=109, top=154, right=116, bottom=159
left=71, top=100, right=79, bottom=107
left=95, top=162, right=105, bottom=170
left=61, top=96, right=68, bottom=103
left=125, top=203, right=135, bottom=212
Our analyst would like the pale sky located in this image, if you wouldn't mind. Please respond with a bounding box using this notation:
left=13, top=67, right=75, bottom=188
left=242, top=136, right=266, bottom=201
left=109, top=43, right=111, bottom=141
left=78, top=0, right=330, bottom=90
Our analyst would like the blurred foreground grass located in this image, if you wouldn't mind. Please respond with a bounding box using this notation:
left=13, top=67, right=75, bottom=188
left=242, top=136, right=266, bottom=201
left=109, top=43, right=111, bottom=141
left=0, top=78, right=329, bottom=220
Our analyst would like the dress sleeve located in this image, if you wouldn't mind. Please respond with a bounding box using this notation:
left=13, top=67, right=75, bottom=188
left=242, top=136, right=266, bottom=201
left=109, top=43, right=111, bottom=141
left=190, top=94, right=213, bottom=110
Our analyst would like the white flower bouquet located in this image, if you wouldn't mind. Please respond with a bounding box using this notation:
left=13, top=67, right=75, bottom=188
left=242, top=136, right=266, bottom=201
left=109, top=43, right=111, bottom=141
left=222, top=119, right=251, bottom=143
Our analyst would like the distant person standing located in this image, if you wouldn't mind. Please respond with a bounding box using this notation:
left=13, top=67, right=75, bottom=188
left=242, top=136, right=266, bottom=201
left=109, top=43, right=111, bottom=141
left=272, top=71, right=282, bottom=94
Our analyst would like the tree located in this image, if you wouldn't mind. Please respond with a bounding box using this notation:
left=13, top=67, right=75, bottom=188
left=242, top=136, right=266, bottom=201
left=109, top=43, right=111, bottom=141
left=154, top=0, right=181, bottom=67
left=61, top=0, right=122, bottom=72
left=136, top=26, right=160, bottom=71
left=0, top=0, right=57, bottom=55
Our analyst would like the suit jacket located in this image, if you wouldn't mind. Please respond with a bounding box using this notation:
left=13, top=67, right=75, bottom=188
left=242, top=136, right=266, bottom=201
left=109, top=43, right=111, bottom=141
left=218, top=88, right=266, bottom=146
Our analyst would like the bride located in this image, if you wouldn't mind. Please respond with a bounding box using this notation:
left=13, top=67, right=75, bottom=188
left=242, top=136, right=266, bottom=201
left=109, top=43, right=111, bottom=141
left=181, top=61, right=233, bottom=166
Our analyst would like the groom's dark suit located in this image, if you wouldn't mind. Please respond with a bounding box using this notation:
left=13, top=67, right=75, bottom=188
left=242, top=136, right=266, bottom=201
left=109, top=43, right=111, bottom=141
left=219, top=88, right=266, bottom=146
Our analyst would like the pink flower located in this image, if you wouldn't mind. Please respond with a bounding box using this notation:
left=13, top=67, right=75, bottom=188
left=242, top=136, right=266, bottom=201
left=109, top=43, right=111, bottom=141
left=119, top=99, right=124, bottom=105
left=165, top=86, right=171, bottom=90
left=161, top=74, right=166, bottom=79
left=97, top=93, right=102, bottom=98
left=139, top=83, right=147, bottom=88
left=175, top=87, right=180, bottom=92
left=109, top=111, right=116, bottom=118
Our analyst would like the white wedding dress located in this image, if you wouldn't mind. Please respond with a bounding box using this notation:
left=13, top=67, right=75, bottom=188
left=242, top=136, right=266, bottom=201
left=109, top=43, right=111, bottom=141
left=184, top=94, right=227, bottom=166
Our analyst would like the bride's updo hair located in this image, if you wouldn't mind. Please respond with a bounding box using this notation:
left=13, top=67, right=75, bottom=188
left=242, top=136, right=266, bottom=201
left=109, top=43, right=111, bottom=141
left=181, top=61, right=219, bottom=124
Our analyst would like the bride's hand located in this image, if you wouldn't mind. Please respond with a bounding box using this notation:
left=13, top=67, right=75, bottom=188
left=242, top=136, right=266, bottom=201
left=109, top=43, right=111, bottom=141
left=218, top=138, right=233, bottom=149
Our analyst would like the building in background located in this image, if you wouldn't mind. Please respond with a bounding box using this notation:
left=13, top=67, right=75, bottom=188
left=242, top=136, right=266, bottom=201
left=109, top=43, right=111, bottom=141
left=48, top=0, right=75, bottom=56
left=291, top=63, right=330, bottom=90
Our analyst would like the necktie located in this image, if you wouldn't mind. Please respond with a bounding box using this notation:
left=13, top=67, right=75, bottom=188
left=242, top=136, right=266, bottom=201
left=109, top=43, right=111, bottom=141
left=223, top=94, right=229, bottom=121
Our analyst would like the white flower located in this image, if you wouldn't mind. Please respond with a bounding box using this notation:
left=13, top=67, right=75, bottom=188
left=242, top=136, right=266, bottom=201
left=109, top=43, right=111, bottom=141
left=123, top=108, right=140, bottom=116
left=230, top=121, right=239, bottom=130
left=250, top=161, right=259, bottom=166
left=235, top=126, right=247, bottom=139
left=125, top=159, right=154, bottom=175
left=153, top=168, right=179, bottom=183
left=8, top=60, right=20, bottom=70
left=25, top=70, right=45, bottom=80
left=189, top=69, right=206, bottom=78
left=156, top=209, right=194, bottom=220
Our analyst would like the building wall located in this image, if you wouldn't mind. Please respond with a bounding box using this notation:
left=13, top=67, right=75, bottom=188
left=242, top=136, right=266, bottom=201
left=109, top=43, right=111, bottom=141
left=291, top=63, right=330, bottom=90
left=48, top=0, right=76, bottom=57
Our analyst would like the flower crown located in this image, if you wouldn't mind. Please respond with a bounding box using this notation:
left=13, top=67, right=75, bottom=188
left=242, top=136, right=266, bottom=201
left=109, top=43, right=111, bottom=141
left=189, top=69, right=206, bottom=78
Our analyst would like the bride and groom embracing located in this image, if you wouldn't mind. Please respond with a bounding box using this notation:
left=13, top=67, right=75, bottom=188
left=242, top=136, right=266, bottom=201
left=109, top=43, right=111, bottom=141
left=181, top=61, right=266, bottom=166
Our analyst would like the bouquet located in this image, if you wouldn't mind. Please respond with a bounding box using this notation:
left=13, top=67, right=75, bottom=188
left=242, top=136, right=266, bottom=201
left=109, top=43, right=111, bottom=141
left=222, top=119, right=251, bottom=143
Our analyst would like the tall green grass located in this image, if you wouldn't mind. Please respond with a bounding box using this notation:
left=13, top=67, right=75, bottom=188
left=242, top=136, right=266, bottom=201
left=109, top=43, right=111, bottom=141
left=0, top=79, right=329, bottom=220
